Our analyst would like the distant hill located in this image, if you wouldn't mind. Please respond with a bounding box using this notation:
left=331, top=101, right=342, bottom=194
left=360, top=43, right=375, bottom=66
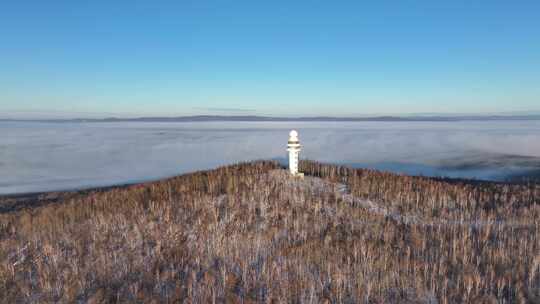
left=0, top=160, right=538, bottom=302
left=2, top=114, right=540, bottom=122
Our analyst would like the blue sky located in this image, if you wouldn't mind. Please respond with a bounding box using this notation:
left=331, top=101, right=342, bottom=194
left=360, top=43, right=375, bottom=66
left=1, top=0, right=539, bottom=118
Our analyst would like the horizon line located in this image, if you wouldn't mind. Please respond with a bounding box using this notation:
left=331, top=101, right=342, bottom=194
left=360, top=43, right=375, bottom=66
left=2, top=113, right=540, bottom=123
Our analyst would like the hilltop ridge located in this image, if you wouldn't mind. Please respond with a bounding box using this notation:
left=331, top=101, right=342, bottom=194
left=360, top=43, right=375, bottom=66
left=0, top=161, right=538, bottom=303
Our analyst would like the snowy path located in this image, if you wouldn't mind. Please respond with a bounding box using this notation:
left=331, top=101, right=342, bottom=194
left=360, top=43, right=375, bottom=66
left=335, top=182, right=537, bottom=228
left=270, top=170, right=537, bottom=229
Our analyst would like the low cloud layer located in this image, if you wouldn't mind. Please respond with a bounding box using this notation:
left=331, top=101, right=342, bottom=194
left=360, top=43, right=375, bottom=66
left=1, top=121, right=540, bottom=194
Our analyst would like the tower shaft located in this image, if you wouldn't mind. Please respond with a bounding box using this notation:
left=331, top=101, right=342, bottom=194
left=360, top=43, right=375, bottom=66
left=287, top=130, right=301, bottom=176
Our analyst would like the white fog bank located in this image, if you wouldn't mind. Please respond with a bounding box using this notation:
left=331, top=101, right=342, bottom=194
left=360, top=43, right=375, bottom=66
left=1, top=121, right=540, bottom=194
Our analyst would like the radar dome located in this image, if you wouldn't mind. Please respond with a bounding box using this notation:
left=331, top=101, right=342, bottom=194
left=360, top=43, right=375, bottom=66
left=289, top=130, right=299, bottom=140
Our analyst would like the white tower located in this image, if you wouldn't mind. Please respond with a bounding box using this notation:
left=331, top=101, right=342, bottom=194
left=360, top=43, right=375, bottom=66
left=287, top=130, right=302, bottom=176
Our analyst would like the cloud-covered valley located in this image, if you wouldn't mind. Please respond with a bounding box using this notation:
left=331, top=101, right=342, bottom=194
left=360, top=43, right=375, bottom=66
left=1, top=120, right=540, bottom=194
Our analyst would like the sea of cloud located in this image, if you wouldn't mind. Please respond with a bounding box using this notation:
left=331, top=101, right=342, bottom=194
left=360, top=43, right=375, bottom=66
left=1, top=120, right=540, bottom=194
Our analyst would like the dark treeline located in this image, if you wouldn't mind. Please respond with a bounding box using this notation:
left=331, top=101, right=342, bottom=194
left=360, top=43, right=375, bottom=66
left=0, top=160, right=538, bottom=303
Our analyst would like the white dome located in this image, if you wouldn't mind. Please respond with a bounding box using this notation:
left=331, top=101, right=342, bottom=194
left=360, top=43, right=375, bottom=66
left=289, top=130, right=298, bottom=140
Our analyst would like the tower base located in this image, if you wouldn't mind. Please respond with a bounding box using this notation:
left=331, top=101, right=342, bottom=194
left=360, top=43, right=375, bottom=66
left=291, top=172, right=304, bottom=179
